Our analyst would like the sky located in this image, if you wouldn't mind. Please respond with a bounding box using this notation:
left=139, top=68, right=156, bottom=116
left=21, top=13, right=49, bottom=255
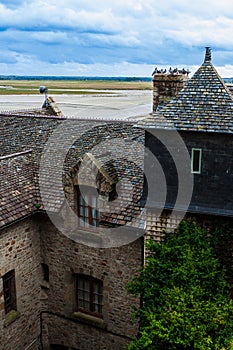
left=1, top=0, right=233, bottom=77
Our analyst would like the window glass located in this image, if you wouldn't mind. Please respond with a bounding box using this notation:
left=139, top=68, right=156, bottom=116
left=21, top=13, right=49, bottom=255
left=77, top=187, right=99, bottom=228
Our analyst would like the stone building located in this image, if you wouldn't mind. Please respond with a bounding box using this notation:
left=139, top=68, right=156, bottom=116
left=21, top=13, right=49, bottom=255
left=138, top=47, right=233, bottom=270
left=0, top=47, right=233, bottom=350
left=0, top=99, right=145, bottom=349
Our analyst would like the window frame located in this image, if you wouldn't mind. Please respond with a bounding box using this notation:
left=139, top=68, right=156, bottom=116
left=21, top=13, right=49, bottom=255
left=74, top=274, right=103, bottom=318
left=191, top=148, right=202, bottom=174
left=77, top=186, right=100, bottom=229
left=2, top=270, right=17, bottom=315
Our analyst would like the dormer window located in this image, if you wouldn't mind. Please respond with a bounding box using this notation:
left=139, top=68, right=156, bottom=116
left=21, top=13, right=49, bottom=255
left=191, top=148, right=202, bottom=174
left=77, top=186, right=99, bottom=228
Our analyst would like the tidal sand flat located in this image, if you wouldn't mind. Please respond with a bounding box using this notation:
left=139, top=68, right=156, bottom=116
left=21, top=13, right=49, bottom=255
left=0, top=79, right=153, bottom=119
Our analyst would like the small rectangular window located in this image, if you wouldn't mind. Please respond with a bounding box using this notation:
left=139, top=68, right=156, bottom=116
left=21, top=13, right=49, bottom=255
left=191, top=148, right=202, bottom=174
left=2, top=270, right=17, bottom=314
left=41, top=263, right=49, bottom=282
left=75, top=274, right=103, bottom=318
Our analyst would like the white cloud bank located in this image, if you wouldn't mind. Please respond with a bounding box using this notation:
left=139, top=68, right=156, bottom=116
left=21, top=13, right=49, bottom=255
left=0, top=0, right=233, bottom=76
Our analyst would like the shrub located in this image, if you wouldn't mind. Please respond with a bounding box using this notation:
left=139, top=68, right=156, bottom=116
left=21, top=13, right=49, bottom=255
left=127, top=221, right=233, bottom=350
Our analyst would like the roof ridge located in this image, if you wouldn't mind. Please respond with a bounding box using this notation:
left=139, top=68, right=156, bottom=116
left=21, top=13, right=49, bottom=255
left=0, top=149, right=32, bottom=161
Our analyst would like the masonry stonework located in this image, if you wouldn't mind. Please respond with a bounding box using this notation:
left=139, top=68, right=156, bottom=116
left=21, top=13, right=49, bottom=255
left=153, top=73, right=188, bottom=111
left=39, top=215, right=142, bottom=349
left=0, top=218, right=41, bottom=350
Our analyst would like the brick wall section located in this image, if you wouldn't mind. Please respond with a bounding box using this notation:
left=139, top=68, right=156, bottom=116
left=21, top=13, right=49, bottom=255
left=39, top=215, right=142, bottom=350
left=0, top=218, right=41, bottom=350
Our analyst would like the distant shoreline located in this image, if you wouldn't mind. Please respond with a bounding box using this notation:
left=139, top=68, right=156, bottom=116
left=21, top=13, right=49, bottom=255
left=0, top=77, right=153, bottom=95
left=0, top=75, right=152, bottom=81
left=0, top=76, right=231, bottom=95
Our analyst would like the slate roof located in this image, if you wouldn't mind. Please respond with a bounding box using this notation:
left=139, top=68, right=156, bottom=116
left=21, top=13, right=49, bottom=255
left=0, top=151, right=37, bottom=227
left=0, top=118, right=145, bottom=230
left=138, top=48, right=233, bottom=133
left=100, top=158, right=144, bottom=228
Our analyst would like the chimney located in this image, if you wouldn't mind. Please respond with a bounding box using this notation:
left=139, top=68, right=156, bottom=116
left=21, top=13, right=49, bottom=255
left=152, top=68, right=189, bottom=112
left=204, top=47, right=211, bottom=63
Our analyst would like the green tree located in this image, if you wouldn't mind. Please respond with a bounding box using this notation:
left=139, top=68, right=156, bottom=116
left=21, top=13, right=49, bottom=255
left=127, top=221, right=233, bottom=350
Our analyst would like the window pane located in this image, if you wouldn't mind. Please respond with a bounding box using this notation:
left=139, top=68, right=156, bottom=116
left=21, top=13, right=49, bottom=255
left=79, top=206, right=84, bottom=216
left=78, top=298, right=85, bottom=308
left=84, top=194, right=89, bottom=204
left=77, top=187, right=99, bottom=228
left=84, top=280, right=89, bottom=291
left=84, top=300, right=90, bottom=310
left=92, top=196, right=98, bottom=208
left=84, top=207, right=88, bottom=217
left=93, top=281, right=101, bottom=293
left=78, top=289, right=83, bottom=298
left=79, top=195, right=84, bottom=205
left=92, top=208, right=97, bottom=218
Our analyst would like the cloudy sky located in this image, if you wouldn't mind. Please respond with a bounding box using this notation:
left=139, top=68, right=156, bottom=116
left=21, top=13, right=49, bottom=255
left=1, top=0, right=233, bottom=77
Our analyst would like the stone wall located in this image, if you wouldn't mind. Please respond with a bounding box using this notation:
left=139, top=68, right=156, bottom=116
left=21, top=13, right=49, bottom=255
left=0, top=217, right=41, bottom=350
left=39, top=215, right=142, bottom=350
left=0, top=213, right=143, bottom=350
left=153, top=73, right=188, bottom=111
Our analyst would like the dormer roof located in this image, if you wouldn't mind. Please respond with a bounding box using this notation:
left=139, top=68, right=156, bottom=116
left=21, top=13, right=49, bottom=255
left=139, top=48, right=233, bottom=133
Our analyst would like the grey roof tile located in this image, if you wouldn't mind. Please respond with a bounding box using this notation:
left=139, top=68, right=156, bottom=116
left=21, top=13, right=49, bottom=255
left=0, top=151, right=37, bottom=227
left=1, top=120, right=145, bottom=230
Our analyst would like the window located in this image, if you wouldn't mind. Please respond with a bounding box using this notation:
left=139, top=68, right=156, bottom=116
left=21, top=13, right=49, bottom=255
left=2, top=270, right=17, bottom=314
left=41, top=263, right=49, bottom=282
left=191, top=148, right=202, bottom=174
left=75, top=274, right=103, bottom=318
left=77, top=186, right=99, bottom=228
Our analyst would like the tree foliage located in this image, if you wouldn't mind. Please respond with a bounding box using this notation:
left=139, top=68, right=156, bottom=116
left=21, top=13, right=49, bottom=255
left=127, top=221, right=233, bottom=350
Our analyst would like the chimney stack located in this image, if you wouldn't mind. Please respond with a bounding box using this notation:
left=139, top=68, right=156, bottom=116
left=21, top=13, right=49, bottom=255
left=152, top=68, right=189, bottom=112
left=204, top=47, right=211, bottom=63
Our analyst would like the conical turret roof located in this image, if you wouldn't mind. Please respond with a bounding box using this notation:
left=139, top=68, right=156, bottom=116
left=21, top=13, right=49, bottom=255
left=139, top=48, right=233, bottom=133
